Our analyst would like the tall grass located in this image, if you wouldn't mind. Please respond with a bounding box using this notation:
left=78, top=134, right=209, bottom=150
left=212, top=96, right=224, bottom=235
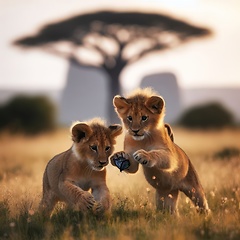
left=0, top=128, right=239, bottom=239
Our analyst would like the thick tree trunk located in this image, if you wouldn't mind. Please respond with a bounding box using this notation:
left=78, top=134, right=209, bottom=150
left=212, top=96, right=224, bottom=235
left=104, top=56, right=126, bottom=123
left=107, top=76, right=121, bottom=123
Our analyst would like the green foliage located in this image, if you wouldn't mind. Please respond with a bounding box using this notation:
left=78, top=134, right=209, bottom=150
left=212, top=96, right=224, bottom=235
left=0, top=95, right=56, bottom=134
left=179, top=102, right=234, bottom=129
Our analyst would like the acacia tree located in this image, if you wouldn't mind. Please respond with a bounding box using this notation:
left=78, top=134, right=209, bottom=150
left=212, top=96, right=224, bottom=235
left=14, top=11, right=211, bottom=121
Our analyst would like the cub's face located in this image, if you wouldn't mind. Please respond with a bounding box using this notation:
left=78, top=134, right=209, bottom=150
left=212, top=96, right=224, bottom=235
left=113, top=95, right=165, bottom=141
left=72, top=122, right=122, bottom=171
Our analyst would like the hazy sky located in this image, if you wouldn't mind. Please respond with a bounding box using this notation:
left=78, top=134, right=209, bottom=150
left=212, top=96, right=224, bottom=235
left=0, top=0, right=240, bottom=92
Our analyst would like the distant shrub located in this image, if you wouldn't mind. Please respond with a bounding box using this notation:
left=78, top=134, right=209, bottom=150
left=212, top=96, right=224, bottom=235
left=0, top=95, right=57, bottom=134
left=179, top=102, right=234, bottom=129
left=213, top=147, right=240, bottom=160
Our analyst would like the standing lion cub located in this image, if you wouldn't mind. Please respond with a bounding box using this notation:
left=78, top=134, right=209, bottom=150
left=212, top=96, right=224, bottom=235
left=111, top=88, right=209, bottom=214
left=39, top=118, right=122, bottom=216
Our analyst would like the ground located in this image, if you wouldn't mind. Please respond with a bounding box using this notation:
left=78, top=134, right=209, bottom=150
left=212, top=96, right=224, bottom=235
left=0, top=127, right=239, bottom=239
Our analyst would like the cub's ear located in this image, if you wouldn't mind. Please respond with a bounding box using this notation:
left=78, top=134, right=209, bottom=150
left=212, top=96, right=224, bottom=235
left=108, top=124, right=122, bottom=138
left=145, top=96, right=165, bottom=114
left=113, top=95, right=130, bottom=114
left=71, top=123, right=93, bottom=143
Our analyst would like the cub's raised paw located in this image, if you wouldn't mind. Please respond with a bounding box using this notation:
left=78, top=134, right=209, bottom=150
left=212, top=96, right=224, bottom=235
left=111, top=151, right=129, bottom=161
left=111, top=151, right=130, bottom=171
left=133, top=150, right=152, bottom=167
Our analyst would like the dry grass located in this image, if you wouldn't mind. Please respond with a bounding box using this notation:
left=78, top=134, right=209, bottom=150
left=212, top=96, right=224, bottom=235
left=0, top=128, right=239, bottom=239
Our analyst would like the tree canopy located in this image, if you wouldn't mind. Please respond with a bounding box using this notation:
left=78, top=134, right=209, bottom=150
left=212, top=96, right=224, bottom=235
left=14, top=11, right=211, bottom=68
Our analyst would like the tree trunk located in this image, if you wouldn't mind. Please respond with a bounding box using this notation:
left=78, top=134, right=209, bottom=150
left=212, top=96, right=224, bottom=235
left=104, top=55, right=126, bottom=123
left=107, top=75, right=121, bottom=123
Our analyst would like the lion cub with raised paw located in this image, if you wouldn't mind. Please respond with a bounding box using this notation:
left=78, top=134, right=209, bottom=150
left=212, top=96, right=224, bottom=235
left=111, top=88, right=209, bottom=214
left=39, top=118, right=122, bottom=216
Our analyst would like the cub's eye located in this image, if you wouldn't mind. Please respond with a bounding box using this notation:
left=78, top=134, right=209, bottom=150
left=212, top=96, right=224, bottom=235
left=105, top=146, right=111, bottom=152
left=141, top=116, right=148, bottom=122
left=90, top=145, right=98, bottom=152
left=127, top=116, right=133, bottom=122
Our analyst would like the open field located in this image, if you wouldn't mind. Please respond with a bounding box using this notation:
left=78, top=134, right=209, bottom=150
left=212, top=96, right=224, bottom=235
left=0, top=128, right=239, bottom=239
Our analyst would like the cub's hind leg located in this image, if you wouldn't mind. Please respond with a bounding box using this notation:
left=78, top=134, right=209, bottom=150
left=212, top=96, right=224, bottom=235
left=181, top=184, right=209, bottom=213
left=156, top=189, right=179, bottom=214
left=180, top=161, right=209, bottom=213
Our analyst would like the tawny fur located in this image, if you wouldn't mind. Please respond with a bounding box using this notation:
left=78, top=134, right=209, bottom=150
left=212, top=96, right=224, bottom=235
left=39, top=118, right=122, bottom=216
left=111, top=88, right=209, bottom=214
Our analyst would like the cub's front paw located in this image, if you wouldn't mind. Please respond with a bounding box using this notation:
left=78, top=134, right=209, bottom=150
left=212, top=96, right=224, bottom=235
left=93, top=202, right=105, bottom=215
left=81, top=191, right=96, bottom=210
left=110, top=151, right=130, bottom=171
left=111, top=151, right=129, bottom=162
left=133, top=150, right=152, bottom=167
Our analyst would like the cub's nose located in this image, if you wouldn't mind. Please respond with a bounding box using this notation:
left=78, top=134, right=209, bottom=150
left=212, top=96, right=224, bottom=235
left=132, top=129, right=140, bottom=134
left=99, top=160, right=108, bottom=166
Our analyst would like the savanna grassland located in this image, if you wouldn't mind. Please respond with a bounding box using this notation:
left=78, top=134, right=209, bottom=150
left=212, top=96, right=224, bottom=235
left=0, top=128, right=239, bottom=240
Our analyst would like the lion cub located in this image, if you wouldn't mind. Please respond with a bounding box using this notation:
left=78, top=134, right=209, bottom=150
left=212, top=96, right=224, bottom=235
left=39, top=118, right=122, bottom=216
left=111, top=88, right=209, bottom=214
